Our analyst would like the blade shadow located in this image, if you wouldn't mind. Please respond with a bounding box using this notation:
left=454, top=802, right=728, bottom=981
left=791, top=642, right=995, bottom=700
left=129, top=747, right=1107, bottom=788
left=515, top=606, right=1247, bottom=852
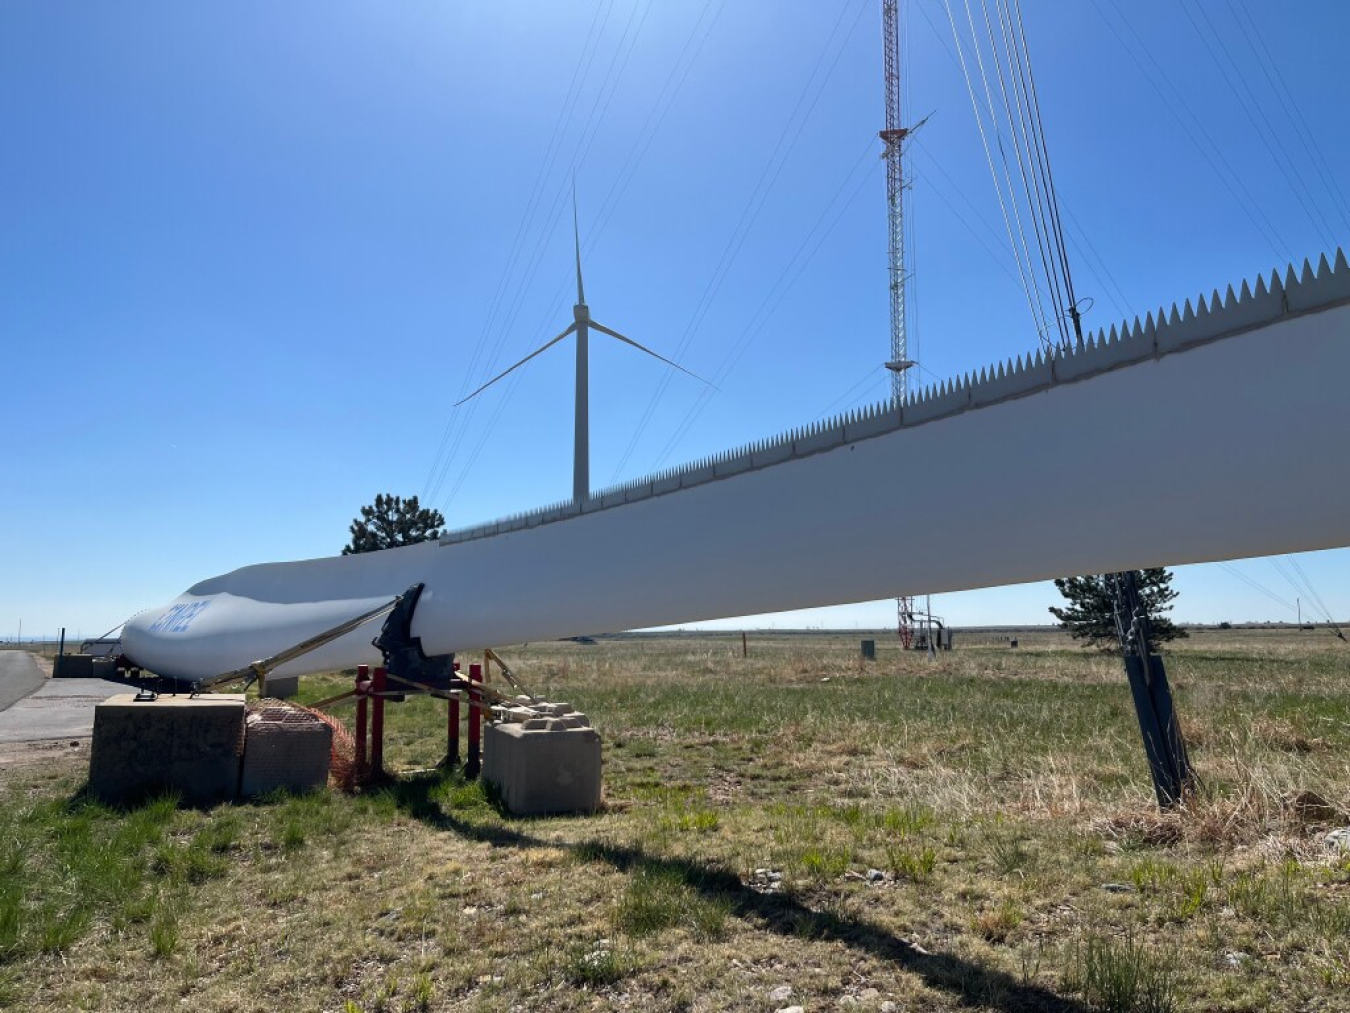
left=384, top=776, right=1091, bottom=1013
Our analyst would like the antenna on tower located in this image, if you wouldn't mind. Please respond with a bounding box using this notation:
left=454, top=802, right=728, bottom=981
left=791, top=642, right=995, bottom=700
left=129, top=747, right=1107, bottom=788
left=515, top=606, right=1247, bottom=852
left=456, top=192, right=711, bottom=504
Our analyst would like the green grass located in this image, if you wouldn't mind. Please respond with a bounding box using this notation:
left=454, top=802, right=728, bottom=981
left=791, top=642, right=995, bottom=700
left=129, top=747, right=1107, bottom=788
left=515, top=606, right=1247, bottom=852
left=0, top=780, right=361, bottom=980
left=1064, top=931, right=1179, bottom=1013
left=1, top=628, right=1348, bottom=1010
left=614, top=867, right=730, bottom=940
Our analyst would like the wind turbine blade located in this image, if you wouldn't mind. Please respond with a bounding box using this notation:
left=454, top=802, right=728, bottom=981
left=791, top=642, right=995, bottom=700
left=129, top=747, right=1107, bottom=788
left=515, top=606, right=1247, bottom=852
left=453, top=324, right=577, bottom=406
left=590, top=321, right=715, bottom=388
left=572, top=184, right=585, bottom=305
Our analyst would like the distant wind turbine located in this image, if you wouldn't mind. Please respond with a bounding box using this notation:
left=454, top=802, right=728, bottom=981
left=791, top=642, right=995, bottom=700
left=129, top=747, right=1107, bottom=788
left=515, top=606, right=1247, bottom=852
left=457, top=195, right=709, bottom=504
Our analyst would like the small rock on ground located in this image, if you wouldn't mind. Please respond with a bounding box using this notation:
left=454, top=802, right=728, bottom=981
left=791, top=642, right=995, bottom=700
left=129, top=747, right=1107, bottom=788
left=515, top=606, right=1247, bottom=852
left=769, top=985, right=794, bottom=1002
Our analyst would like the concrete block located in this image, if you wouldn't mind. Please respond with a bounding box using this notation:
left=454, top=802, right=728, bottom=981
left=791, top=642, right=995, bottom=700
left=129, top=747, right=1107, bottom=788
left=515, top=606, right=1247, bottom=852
left=483, top=704, right=601, bottom=816
left=89, top=693, right=245, bottom=805
left=91, top=657, right=119, bottom=681
left=53, top=654, right=94, bottom=678
left=240, top=704, right=331, bottom=797
left=261, top=673, right=299, bottom=699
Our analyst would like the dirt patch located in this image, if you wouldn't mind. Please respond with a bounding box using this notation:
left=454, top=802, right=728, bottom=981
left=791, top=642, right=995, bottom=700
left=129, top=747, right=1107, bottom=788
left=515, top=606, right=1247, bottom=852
left=0, top=739, right=85, bottom=774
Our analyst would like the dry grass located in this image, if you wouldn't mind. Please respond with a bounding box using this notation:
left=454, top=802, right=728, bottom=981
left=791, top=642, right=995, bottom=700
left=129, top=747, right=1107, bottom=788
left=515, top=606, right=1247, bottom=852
left=1, top=628, right=1348, bottom=1011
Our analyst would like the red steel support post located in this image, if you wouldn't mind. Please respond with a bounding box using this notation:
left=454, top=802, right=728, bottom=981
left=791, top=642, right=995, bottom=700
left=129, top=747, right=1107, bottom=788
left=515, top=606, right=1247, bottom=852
left=371, top=665, right=387, bottom=776
left=466, top=662, right=483, bottom=778
left=355, top=664, right=369, bottom=778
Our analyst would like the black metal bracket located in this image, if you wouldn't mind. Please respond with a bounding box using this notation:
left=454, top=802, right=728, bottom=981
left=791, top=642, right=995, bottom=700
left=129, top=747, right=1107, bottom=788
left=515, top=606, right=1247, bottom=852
left=371, top=583, right=455, bottom=695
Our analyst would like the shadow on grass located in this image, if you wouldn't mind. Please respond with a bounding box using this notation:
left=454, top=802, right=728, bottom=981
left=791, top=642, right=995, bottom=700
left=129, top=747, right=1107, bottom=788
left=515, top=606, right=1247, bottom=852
left=384, top=774, right=1090, bottom=1013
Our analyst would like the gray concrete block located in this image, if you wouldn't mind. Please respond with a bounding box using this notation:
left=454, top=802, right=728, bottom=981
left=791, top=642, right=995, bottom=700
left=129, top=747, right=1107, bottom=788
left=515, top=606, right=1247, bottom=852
left=89, top=693, right=245, bottom=805
left=240, top=704, right=331, bottom=797
left=483, top=706, right=601, bottom=816
left=261, top=673, right=299, bottom=699
left=53, top=654, right=94, bottom=679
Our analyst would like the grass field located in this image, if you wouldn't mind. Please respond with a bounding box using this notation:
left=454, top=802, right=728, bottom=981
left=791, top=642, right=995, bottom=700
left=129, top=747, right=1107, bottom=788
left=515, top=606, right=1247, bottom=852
left=1, top=628, right=1347, bottom=1011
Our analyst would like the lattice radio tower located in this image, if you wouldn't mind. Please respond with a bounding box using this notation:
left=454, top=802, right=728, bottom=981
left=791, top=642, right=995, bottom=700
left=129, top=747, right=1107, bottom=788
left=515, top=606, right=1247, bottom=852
left=881, top=0, right=917, bottom=649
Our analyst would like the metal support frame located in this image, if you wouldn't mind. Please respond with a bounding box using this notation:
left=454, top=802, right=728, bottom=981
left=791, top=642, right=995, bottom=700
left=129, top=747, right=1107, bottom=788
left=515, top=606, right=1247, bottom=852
left=896, top=596, right=915, bottom=650
left=1109, top=570, right=1193, bottom=808
left=307, top=592, right=541, bottom=785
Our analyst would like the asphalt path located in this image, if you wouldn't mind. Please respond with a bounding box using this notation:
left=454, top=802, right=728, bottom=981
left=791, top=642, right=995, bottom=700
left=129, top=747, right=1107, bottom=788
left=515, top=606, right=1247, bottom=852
left=0, top=651, right=45, bottom=711
left=0, top=652, right=126, bottom=743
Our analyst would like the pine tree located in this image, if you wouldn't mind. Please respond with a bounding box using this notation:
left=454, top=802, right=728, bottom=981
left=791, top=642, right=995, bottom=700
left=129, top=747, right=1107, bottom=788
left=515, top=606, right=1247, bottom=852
left=1049, top=568, right=1188, bottom=651
left=342, top=494, right=445, bottom=555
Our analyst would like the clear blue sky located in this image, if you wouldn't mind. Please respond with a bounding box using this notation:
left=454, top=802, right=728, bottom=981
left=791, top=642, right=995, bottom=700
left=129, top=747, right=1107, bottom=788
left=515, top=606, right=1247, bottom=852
left=3, top=1, right=1348, bottom=640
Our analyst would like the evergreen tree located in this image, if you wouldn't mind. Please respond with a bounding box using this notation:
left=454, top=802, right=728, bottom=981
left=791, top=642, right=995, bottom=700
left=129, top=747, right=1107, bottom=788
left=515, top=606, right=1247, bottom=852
left=342, top=494, right=445, bottom=555
left=1049, top=568, right=1188, bottom=651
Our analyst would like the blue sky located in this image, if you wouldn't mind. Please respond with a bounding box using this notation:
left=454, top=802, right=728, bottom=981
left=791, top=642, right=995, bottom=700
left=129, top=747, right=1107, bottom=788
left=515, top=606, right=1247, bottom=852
left=3, top=1, right=1348, bottom=640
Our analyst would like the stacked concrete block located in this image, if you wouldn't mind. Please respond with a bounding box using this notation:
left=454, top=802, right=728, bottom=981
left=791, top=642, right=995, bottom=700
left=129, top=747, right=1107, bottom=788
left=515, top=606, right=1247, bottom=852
left=483, top=699, right=601, bottom=816
left=89, top=694, right=246, bottom=805
left=239, top=703, right=332, bottom=797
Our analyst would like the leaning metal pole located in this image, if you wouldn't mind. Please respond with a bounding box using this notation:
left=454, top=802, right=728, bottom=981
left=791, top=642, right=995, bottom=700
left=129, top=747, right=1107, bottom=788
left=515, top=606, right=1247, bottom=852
left=1109, top=570, right=1194, bottom=808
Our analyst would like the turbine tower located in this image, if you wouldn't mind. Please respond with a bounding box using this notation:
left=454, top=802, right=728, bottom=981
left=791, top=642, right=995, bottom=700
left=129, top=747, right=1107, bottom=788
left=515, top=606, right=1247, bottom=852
left=458, top=197, right=705, bottom=504
left=571, top=209, right=591, bottom=503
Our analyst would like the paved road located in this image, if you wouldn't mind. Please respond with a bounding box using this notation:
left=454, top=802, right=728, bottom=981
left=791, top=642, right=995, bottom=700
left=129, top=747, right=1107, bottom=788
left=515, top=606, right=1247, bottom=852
left=0, top=651, right=45, bottom=711
left=0, top=653, right=127, bottom=743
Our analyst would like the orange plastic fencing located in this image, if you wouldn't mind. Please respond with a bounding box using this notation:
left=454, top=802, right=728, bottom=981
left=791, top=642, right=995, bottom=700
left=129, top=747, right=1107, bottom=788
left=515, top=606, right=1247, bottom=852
left=297, top=704, right=359, bottom=792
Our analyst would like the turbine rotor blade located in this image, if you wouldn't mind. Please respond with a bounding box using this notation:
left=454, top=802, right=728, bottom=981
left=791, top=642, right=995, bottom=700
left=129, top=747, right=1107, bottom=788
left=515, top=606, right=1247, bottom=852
left=572, top=186, right=585, bottom=305
left=454, top=324, right=577, bottom=406
left=589, top=321, right=714, bottom=388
